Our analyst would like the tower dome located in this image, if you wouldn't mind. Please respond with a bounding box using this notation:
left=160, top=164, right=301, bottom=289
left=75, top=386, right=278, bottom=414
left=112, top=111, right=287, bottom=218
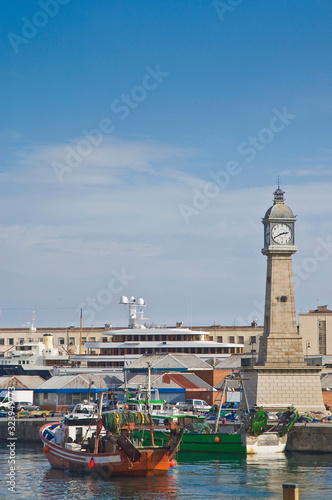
left=263, top=187, right=295, bottom=220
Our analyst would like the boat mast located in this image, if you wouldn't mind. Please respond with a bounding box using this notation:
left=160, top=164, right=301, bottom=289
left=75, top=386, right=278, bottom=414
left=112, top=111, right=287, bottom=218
left=147, top=361, right=151, bottom=412
left=214, top=377, right=228, bottom=433
left=79, top=308, right=83, bottom=355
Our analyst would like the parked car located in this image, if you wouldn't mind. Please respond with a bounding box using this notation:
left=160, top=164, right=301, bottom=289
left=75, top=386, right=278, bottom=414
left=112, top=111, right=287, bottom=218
left=35, top=409, right=52, bottom=418
left=14, top=402, right=41, bottom=412
left=181, top=399, right=212, bottom=413
left=68, top=400, right=97, bottom=412
left=68, top=401, right=98, bottom=414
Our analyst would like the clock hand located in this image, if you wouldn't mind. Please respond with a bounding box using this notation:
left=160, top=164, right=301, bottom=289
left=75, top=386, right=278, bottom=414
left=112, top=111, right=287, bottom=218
left=275, top=231, right=289, bottom=237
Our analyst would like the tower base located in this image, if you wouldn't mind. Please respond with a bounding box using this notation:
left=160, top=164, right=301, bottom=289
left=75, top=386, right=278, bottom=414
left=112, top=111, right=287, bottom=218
left=242, top=366, right=325, bottom=413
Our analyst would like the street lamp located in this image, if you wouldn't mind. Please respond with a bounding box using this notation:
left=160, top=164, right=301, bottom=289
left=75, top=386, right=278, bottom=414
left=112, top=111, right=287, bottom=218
left=306, top=341, right=310, bottom=364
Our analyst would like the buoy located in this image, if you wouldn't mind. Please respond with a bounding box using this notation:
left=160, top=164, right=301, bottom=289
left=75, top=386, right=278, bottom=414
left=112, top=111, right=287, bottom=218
left=321, top=418, right=326, bottom=423
left=221, top=417, right=226, bottom=424
left=214, top=436, right=220, bottom=443
left=124, top=404, right=129, bottom=410
left=169, top=459, right=176, bottom=468
left=43, top=445, right=50, bottom=453
left=88, top=458, right=95, bottom=469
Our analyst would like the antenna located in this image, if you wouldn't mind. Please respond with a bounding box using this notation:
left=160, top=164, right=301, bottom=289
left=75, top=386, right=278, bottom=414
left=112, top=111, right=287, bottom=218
left=23, top=311, right=37, bottom=342
left=120, top=296, right=148, bottom=329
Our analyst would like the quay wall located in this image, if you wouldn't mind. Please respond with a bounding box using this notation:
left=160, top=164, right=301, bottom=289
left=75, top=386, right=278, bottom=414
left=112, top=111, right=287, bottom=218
left=0, top=417, right=59, bottom=442
left=286, top=423, right=332, bottom=453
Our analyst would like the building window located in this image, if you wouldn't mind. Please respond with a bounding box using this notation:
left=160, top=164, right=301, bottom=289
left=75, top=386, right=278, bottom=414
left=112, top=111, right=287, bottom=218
left=8, top=338, right=14, bottom=345
left=43, top=393, right=48, bottom=400
left=102, top=337, right=108, bottom=342
left=217, top=336, right=223, bottom=343
left=82, top=337, right=86, bottom=343
left=238, top=336, right=244, bottom=344
left=59, top=338, right=65, bottom=345
left=250, top=336, right=256, bottom=345
left=229, top=336, right=235, bottom=343
left=90, top=337, right=96, bottom=342
left=19, top=338, right=24, bottom=345
left=69, top=337, right=75, bottom=345
left=318, top=320, right=326, bottom=355
left=0, top=338, right=4, bottom=345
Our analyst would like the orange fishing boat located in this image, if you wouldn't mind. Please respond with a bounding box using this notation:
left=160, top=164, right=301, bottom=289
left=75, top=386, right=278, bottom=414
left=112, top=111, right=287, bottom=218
left=40, top=410, right=182, bottom=478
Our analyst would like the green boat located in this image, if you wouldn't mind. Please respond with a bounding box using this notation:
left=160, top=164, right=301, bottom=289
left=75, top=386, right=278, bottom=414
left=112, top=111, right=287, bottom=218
left=133, top=406, right=298, bottom=455
left=134, top=425, right=246, bottom=454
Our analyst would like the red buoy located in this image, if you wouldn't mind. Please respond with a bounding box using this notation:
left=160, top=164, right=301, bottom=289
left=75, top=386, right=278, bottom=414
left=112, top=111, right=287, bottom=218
left=88, top=458, right=95, bottom=469
left=214, top=436, right=220, bottom=443
left=169, top=459, right=176, bottom=468
left=43, top=445, right=50, bottom=453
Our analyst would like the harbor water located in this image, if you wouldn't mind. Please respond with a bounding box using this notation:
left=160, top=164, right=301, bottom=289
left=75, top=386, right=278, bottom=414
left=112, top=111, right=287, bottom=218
left=1, top=444, right=332, bottom=499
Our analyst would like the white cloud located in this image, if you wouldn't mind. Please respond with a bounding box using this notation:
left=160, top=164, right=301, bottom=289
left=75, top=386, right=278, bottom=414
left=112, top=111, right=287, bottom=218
left=1, top=138, right=332, bottom=328
left=13, top=136, right=199, bottom=186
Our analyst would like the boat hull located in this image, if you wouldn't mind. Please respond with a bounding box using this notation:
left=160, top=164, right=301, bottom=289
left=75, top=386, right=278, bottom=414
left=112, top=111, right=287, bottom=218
left=135, top=429, right=287, bottom=455
left=40, top=423, right=173, bottom=477
left=246, top=433, right=287, bottom=454
left=134, top=429, right=247, bottom=454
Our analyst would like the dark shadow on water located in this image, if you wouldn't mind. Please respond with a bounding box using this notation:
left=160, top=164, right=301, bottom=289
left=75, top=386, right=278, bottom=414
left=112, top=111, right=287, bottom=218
left=40, top=463, right=181, bottom=500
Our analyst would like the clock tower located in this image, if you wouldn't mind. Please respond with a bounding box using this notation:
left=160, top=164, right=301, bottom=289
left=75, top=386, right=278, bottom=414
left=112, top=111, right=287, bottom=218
left=258, top=186, right=304, bottom=366
left=242, top=186, right=325, bottom=412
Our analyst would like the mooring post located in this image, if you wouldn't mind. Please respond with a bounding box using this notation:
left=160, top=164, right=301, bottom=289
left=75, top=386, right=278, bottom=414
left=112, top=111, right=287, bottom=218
left=283, top=483, right=299, bottom=500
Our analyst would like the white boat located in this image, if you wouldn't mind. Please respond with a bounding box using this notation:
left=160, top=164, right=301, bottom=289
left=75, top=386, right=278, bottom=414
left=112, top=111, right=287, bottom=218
left=68, top=296, right=243, bottom=371
left=0, top=314, right=69, bottom=379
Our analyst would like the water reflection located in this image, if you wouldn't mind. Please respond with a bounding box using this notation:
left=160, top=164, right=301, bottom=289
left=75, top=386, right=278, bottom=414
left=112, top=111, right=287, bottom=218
left=2, top=444, right=332, bottom=500
left=38, top=458, right=181, bottom=500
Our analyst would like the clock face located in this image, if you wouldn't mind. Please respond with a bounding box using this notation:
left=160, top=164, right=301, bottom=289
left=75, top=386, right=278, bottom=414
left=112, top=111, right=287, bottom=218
left=271, top=223, right=292, bottom=244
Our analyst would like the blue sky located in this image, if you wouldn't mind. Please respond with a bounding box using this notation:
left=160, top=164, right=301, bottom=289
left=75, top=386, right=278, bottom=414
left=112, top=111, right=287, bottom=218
left=1, top=0, right=332, bottom=328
